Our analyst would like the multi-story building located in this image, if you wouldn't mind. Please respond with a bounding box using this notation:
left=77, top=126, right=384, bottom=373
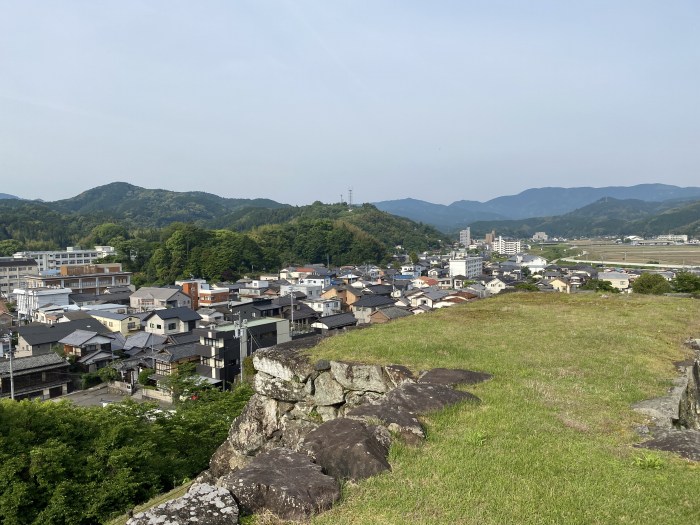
left=492, top=236, right=522, bottom=256
left=0, top=257, right=38, bottom=299
left=13, top=246, right=115, bottom=273
left=13, top=287, right=72, bottom=320
left=459, top=228, right=471, bottom=247
left=23, top=263, right=131, bottom=295
left=532, top=232, right=549, bottom=242
left=130, top=286, right=191, bottom=311
left=448, top=257, right=484, bottom=279
left=655, top=234, right=688, bottom=243
left=194, top=318, right=291, bottom=386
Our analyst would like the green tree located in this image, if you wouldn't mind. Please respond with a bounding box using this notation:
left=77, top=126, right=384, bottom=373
left=672, top=271, right=700, bottom=293
left=580, top=279, right=619, bottom=293
left=631, top=273, right=672, bottom=295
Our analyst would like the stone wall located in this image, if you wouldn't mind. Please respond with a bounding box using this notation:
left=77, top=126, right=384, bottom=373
left=128, top=340, right=491, bottom=524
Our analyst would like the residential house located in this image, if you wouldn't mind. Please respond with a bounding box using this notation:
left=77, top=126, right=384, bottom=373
left=303, top=298, right=342, bottom=317
left=311, top=312, right=358, bottom=333
left=406, top=289, right=450, bottom=309
left=351, top=295, right=397, bottom=324
left=58, top=330, right=126, bottom=359
left=598, top=272, right=631, bottom=291
left=483, top=277, right=507, bottom=295
left=197, top=308, right=226, bottom=325
left=15, top=318, right=112, bottom=358
left=369, top=306, right=413, bottom=324
left=130, top=286, right=192, bottom=311
left=0, top=353, right=71, bottom=400
left=143, top=307, right=202, bottom=336
left=413, top=276, right=439, bottom=289
left=88, top=310, right=142, bottom=335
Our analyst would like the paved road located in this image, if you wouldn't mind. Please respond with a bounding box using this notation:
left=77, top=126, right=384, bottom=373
left=559, top=258, right=700, bottom=269
left=51, top=384, right=170, bottom=408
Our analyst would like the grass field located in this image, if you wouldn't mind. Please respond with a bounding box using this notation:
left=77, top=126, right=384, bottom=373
left=300, top=293, right=700, bottom=525
left=568, top=240, right=700, bottom=267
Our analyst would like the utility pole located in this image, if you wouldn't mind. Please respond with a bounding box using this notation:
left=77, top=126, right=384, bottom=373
left=2, top=331, right=14, bottom=400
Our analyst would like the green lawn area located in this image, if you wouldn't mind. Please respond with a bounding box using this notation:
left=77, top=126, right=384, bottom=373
left=304, top=293, right=700, bottom=525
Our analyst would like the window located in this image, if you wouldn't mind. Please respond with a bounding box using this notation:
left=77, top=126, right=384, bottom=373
left=167, top=323, right=176, bottom=330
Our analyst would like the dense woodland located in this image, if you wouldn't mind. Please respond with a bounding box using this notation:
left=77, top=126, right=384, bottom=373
left=0, top=184, right=444, bottom=285
left=0, top=384, right=252, bottom=525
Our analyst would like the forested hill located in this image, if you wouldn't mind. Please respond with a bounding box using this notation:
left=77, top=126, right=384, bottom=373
left=0, top=183, right=444, bottom=285
left=468, top=197, right=700, bottom=238
left=51, top=182, right=289, bottom=226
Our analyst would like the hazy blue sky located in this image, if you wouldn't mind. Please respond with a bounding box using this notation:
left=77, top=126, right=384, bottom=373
left=1, top=1, right=698, bottom=205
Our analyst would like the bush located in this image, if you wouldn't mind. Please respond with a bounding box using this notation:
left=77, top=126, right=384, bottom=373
left=81, top=372, right=101, bottom=390
left=138, top=368, right=155, bottom=385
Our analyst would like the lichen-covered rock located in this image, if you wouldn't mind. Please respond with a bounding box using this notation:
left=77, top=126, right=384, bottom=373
left=127, top=483, right=238, bottom=525
left=313, top=372, right=345, bottom=406
left=316, top=405, right=339, bottom=422
left=419, top=367, right=493, bottom=386
left=330, top=362, right=391, bottom=393
left=228, top=394, right=281, bottom=455
left=279, top=415, right=320, bottom=451
left=253, top=346, right=315, bottom=382
left=218, top=448, right=340, bottom=521
left=302, top=419, right=391, bottom=481
left=253, top=371, right=307, bottom=402
left=343, top=390, right=384, bottom=411
left=209, top=440, right=251, bottom=477
left=383, top=381, right=481, bottom=415
left=679, top=360, right=700, bottom=430
left=632, top=375, right=689, bottom=429
left=384, top=364, right=416, bottom=388
left=347, top=400, right=425, bottom=444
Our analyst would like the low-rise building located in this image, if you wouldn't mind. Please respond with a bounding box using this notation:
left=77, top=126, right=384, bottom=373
left=0, top=257, right=38, bottom=299
left=0, top=353, right=71, bottom=400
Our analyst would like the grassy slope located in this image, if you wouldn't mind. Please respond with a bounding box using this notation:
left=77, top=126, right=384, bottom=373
left=306, top=293, right=700, bottom=525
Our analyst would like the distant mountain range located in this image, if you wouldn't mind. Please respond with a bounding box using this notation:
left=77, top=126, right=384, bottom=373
left=0, top=193, right=18, bottom=200
left=373, top=184, right=700, bottom=232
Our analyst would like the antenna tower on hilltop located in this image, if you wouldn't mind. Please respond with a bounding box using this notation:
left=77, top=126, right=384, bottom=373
left=348, top=188, right=353, bottom=207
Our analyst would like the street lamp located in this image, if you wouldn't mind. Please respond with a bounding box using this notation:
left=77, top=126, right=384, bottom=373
left=1, top=331, right=15, bottom=400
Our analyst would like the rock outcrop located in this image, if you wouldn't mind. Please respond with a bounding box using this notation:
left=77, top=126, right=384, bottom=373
left=127, top=483, right=239, bottom=525
left=135, top=339, right=491, bottom=522
left=634, top=342, right=700, bottom=462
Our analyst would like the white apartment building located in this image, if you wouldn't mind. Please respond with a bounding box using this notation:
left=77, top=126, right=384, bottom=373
left=459, top=228, right=471, bottom=247
left=448, top=257, right=484, bottom=279
left=492, top=236, right=522, bottom=256
left=13, top=246, right=116, bottom=273
left=532, top=232, right=549, bottom=242
left=13, top=287, right=72, bottom=320
left=656, top=234, right=688, bottom=243
left=0, top=257, right=38, bottom=299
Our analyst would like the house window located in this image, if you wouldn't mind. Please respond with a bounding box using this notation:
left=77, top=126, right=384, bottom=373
left=167, top=323, right=176, bottom=330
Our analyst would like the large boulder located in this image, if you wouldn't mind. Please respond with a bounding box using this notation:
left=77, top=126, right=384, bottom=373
left=228, top=394, right=281, bottom=455
left=253, top=346, right=315, bottom=382
left=127, top=483, right=238, bottom=525
left=330, top=361, right=392, bottom=393
left=384, top=381, right=481, bottom=415
left=419, top=368, right=493, bottom=386
left=218, top=448, right=340, bottom=521
left=209, top=440, right=250, bottom=478
left=347, top=401, right=425, bottom=444
left=384, top=364, right=416, bottom=388
left=313, top=372, right=345, bottom=406
left=302, top=418, right=391, bottom=481
left=253, top=371, right=307, bottom=402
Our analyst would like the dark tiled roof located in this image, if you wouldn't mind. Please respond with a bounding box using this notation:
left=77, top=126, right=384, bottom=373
left=372, top=306, right=413, bottom=320
left=154, top=342, right=200, bottom=363
left=313, top=313, right=357, bottom=329
left=0, top=353, right=68, bottom=376
left=144, top=307, right=201, bottom=322
left=18, top=319, right=111, bottom=346
left=352, top=295, right=396, bottom=308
